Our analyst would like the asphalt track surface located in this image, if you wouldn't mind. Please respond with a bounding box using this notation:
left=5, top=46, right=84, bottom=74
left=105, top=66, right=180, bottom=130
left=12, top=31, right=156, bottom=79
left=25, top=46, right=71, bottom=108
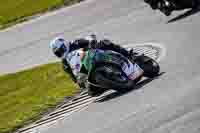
left=1, top=0, right=200, bottom=133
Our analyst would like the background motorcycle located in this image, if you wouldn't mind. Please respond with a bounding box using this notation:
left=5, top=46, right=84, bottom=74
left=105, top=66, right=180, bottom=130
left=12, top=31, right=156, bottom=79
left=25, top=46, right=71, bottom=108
left=144, top=0, right=199, bottom=16
left=80, top=49, right=160, bottom=97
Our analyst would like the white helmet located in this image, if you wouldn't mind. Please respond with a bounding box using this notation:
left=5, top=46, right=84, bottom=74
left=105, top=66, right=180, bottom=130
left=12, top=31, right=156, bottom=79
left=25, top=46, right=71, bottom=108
left=49, top=37, right=69, bottom=58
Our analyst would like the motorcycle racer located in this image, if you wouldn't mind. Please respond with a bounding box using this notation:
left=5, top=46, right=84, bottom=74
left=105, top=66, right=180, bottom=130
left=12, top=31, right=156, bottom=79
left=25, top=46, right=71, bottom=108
left=49, top=34, right=143, bottom=92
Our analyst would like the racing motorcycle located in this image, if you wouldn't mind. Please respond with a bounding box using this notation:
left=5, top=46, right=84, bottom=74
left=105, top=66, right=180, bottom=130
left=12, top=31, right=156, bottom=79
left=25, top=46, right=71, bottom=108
left=144, top=0, right=199, bottom=16
left=79, top=49, right=160, bottom=97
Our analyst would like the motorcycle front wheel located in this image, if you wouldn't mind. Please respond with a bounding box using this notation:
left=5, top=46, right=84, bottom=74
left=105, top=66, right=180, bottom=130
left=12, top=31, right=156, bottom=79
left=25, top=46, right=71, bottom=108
left=88, top=64, right=135, bottom=96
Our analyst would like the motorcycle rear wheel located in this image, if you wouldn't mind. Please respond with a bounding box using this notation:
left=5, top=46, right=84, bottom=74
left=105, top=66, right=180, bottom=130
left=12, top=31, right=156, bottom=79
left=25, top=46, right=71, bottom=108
left=135, top=56, right=160, bottom=78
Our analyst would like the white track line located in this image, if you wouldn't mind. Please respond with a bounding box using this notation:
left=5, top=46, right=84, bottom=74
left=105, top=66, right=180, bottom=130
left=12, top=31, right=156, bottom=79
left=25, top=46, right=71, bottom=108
left=18, top=99, right=94, bottom=133
left=123, top=42, right=167, bottom=62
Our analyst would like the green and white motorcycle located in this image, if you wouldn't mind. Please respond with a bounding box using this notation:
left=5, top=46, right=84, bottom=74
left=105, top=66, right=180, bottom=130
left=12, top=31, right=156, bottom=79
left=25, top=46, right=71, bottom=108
left=67, top=49, right=160, bottom=96
left=76, top=49, right=160, bottom=96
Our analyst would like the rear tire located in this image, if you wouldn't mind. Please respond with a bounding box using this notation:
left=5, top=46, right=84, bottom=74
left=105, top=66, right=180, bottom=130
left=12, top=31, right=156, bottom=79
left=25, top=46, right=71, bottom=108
left=143, top=59, right=160, bottom=78
left=136, top=56, right=160, bottom=78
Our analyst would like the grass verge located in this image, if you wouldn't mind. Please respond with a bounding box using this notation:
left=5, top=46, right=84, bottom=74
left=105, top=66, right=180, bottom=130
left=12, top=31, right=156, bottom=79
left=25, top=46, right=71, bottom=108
left=0, top=62, right=78, bottom=133
left=0, top=0, right=83, bottom=29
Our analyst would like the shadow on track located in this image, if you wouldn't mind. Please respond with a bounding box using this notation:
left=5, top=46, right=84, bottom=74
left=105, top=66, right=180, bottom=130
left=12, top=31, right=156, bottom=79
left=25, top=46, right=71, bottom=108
left=95, top=72, right=165, bottom=102
left=168, top=7, right=200, bottom=23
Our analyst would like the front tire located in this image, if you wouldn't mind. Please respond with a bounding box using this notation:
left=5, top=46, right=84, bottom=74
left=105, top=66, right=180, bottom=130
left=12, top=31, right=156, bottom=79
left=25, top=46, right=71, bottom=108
left=86, top=82, right=107, bottom=97
left=88, top=64, right=135, bottom=95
